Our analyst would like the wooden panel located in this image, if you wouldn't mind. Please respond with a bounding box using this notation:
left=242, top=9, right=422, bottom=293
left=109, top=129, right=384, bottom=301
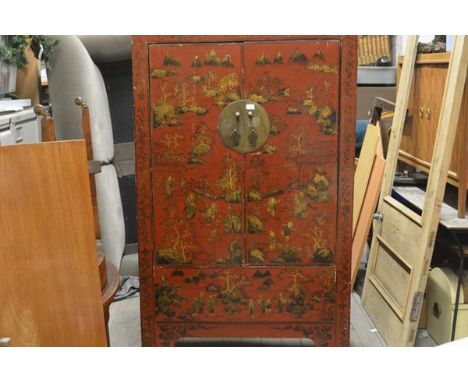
left=372, top=241, right=412, bottom=313
left=379, top=197, right=421, bottom=266
left=243, top=40, right=341, bottom=266
left=154, top=266, right=336, bottom=323
left=0, top=141, right=107, bottom=346
left=351, top=145, right=384, bottom=286
left=353, top=123, right=380, bottom=234
left=149, top=43, right=244, bottom=266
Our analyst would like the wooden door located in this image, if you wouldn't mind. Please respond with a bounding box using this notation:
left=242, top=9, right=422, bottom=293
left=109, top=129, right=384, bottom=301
left=362, top=36, right=468, bottom=346
left=133, top=36, right=356, bottom=346
left=0, top=141, right=107, bottom=346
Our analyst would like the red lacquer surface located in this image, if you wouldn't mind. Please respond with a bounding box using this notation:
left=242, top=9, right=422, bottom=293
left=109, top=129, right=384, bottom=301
left=133, top=36, right=356, bottom=346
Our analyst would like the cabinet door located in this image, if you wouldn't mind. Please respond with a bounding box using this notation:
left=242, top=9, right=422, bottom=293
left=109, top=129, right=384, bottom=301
left=148, top=43, right=244, bottom=265
left=243, top=41, right=341, bottom=266
left=400, top=63, right=461, bottom=177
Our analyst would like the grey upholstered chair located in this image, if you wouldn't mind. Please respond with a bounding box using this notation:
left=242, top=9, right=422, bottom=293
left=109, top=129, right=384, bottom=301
left=47, top=35, right=126, bottom=272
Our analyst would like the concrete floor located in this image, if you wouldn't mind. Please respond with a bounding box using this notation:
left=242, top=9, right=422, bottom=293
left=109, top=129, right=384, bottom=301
left=108, top=296, right=141, bottom=347
left=108, top=292, right=436, bottom=347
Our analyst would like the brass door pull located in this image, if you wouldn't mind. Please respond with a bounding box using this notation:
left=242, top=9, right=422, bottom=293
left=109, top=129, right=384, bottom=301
left=231, top=128, right=241, bottom=147
left=217, top=100, right=270, bottom=154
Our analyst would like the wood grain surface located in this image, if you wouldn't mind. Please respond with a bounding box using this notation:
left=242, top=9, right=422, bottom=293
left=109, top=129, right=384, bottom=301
left=0, top=141, right=107, bottom=346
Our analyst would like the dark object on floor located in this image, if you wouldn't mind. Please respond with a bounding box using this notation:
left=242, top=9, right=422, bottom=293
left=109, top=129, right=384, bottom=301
left=175, top=337, right=315, bottom=347
left=114, top=275, right=140, bottom=302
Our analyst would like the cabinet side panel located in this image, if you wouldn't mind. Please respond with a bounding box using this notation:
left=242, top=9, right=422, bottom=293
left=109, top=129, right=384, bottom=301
left=132, top=36, right=155, bottom=346
left=335, top=36, right=356, bottom=346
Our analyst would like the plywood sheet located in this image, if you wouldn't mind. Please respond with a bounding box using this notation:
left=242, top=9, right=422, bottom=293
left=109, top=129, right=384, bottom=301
left=0, top=141, right=107, bottom=346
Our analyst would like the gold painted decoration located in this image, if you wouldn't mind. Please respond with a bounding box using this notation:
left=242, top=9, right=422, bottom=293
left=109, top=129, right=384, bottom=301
left=156, top=277, right=187, bottom=318
left=248, top=188, right=263, bottom=202
left=190, top=75, right=204, bottom=83
left=273, top=52, right=283, bottom=64
left=175, top=82, right=208, bottom=116
left=286, top=105, right=302, bottom=115
left=282, top=271, right=313, bottom=318
left=216, top=156, right=242, bottom=203
left=202, top=72, right=241, bottom=108
left=293, top=191, right=308, bottom=218
left=307, top=63, right=337, bottom=74
left=192, top=55, right=202, bottom=67
left=189, top=123, right=213, bottom=164
left=165, top=175, right=175, bottom=198
left=204, top=49, right=234, bottom=67
left=163, top=53, right=180, bottom=67
left=184, top=192, right=197, bottom=219
left=203, top=203, right=218, bottom=224
left=151, top=68, right=178, bottom=79
left=275, top=246, right=301, bottom=263
left=156, top=205, right=199, bottom=264
left=153, top=103, right=180, bottom=127
left=281, top=221, right=294, bottom=240
left=269, top=231, right=277, bottom=250
left=306, top=169, right=330, bottom=203
left=288, top=48, right=308, bottom=63
left=266, top=197, right=279, bottom=217
left=224, top=211, right=242, bottom=233
left=262, top=144, right=277, bottom=155
left=255, top=53, right=271, bottom=65
left=302, top=86, right=337, bottom=135
left=247, top=73, right=283, bottom=104
left=249, top=248, right=265, bottom=264
left=228, top=241, right=243, bottom=264
left=248, top=214, right=264, bottom=234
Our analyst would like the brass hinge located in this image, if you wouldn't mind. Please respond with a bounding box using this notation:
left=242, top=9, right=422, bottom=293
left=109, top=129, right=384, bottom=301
left=409, top=292, right=424, bottom=322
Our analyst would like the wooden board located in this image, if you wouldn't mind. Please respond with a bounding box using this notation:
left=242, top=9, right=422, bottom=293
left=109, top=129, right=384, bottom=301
left=0, top=141, right=107, bottom=346
left=362, top=36, right=468, bottom=346
left=351, top=141, right=385, bottom=286
left=353, top=123, right=381, bottom=234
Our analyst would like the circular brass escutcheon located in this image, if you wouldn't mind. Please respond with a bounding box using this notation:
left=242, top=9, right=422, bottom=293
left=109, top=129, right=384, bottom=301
left=217, top=100, right=270, bottom=154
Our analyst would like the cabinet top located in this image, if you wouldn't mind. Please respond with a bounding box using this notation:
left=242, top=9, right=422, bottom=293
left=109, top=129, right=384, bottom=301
left=131, top=35, right=355, bottom=45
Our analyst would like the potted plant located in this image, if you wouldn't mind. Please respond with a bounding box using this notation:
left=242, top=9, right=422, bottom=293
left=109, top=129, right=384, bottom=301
left=0, top=35, right=58, bottom=95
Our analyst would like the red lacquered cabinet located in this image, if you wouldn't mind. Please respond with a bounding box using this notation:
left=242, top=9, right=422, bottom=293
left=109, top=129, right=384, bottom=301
left=132, top=36, right=356, bottom=346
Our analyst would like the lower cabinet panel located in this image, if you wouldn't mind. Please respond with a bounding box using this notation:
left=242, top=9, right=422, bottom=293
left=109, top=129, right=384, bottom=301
left=154, top=266, right=336, bottom=323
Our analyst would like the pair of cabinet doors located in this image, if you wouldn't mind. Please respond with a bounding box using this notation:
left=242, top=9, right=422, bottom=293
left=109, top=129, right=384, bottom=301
left=132, top=36, right=356, bottom=346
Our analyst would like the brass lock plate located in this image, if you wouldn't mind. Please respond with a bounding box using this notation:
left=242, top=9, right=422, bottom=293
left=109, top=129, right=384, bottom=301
left=217, top=100, right=270, bottom=154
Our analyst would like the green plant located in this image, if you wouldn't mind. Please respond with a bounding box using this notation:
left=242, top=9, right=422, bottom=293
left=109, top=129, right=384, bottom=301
left=0, top=35, right=58, bottom=69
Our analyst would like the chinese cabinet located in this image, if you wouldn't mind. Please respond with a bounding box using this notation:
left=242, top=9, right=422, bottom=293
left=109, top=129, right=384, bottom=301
left=132, top=36, right=356, bottom=346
